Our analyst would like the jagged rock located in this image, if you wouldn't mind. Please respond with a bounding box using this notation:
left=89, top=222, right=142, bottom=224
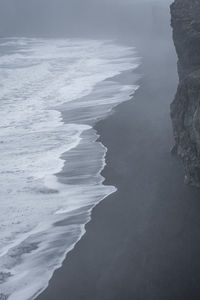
left=171, top=0, right=200, bottom=186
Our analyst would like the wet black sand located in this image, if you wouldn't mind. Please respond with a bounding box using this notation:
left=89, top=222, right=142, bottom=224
left=36, top=2, right=200, bottom=300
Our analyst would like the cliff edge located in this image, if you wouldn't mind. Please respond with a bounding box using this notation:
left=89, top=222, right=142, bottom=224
left=171, top=0, right=200, bottom=186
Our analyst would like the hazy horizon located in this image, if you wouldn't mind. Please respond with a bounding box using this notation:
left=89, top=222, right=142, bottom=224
left=0, top=0, right=172, bottom=39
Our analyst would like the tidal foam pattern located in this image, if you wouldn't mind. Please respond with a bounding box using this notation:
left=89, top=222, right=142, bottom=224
left=0, top=38, right=139, bottom=300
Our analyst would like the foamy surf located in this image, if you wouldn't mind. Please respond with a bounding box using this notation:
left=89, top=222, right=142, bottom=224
left=0, top=37, right=139, bottom=300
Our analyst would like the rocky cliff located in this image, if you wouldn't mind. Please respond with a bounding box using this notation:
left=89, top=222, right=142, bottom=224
left=171, top=0, right=200, bottom=186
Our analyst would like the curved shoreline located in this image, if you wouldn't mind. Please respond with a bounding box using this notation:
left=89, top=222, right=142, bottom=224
left=0, top=39, right=139, bottom=300
left=35, top=2, right=200, bottom=299
left=28, top=74, right=139, bottom=300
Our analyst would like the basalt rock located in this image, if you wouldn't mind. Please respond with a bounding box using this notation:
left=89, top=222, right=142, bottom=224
left=171, top=0, right=200, bottom=186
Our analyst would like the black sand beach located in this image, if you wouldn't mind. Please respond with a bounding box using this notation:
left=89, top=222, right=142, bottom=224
left=37, top=1, right=200, bottom=300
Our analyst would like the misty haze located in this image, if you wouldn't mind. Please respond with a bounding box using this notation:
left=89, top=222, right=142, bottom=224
left=1, top=1, right=200, bottom=300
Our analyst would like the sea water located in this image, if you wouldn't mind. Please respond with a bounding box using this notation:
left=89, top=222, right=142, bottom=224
left=0, top=37, right=139, bottom=300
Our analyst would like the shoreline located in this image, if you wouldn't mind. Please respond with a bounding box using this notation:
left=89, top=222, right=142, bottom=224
left=0, top=38, right=139, bottom=300
left=37, top=2, right=200, bottom=300
left=31, top=45, right=139, bottom=299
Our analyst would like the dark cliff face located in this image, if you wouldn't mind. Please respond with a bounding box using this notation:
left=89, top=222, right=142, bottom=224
left=171, top=0, right=200, bottom=186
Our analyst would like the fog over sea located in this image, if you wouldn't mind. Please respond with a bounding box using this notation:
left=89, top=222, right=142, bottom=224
left=0, top=37, right=139, bottom=300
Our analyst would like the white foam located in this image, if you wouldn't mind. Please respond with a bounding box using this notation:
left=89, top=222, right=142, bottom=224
left=0, top=37, right=140, bottom=300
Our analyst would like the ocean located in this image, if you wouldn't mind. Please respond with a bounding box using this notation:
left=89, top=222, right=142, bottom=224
left=0, top=37, right=139, bottom=300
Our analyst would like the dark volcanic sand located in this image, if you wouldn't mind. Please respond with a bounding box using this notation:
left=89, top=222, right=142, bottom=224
left=36, top=2, right=200, bottom=300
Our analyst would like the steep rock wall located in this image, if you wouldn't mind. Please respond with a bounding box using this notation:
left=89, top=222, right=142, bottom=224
left=171, top=0, right=200, bottom=186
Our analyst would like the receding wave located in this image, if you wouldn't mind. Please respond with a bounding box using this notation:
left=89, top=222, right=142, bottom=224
left=0, top=37, right=139, bottom=300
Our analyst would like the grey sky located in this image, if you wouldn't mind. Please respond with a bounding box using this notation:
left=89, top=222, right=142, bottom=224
left=0, top=0, right=172, bottom=38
